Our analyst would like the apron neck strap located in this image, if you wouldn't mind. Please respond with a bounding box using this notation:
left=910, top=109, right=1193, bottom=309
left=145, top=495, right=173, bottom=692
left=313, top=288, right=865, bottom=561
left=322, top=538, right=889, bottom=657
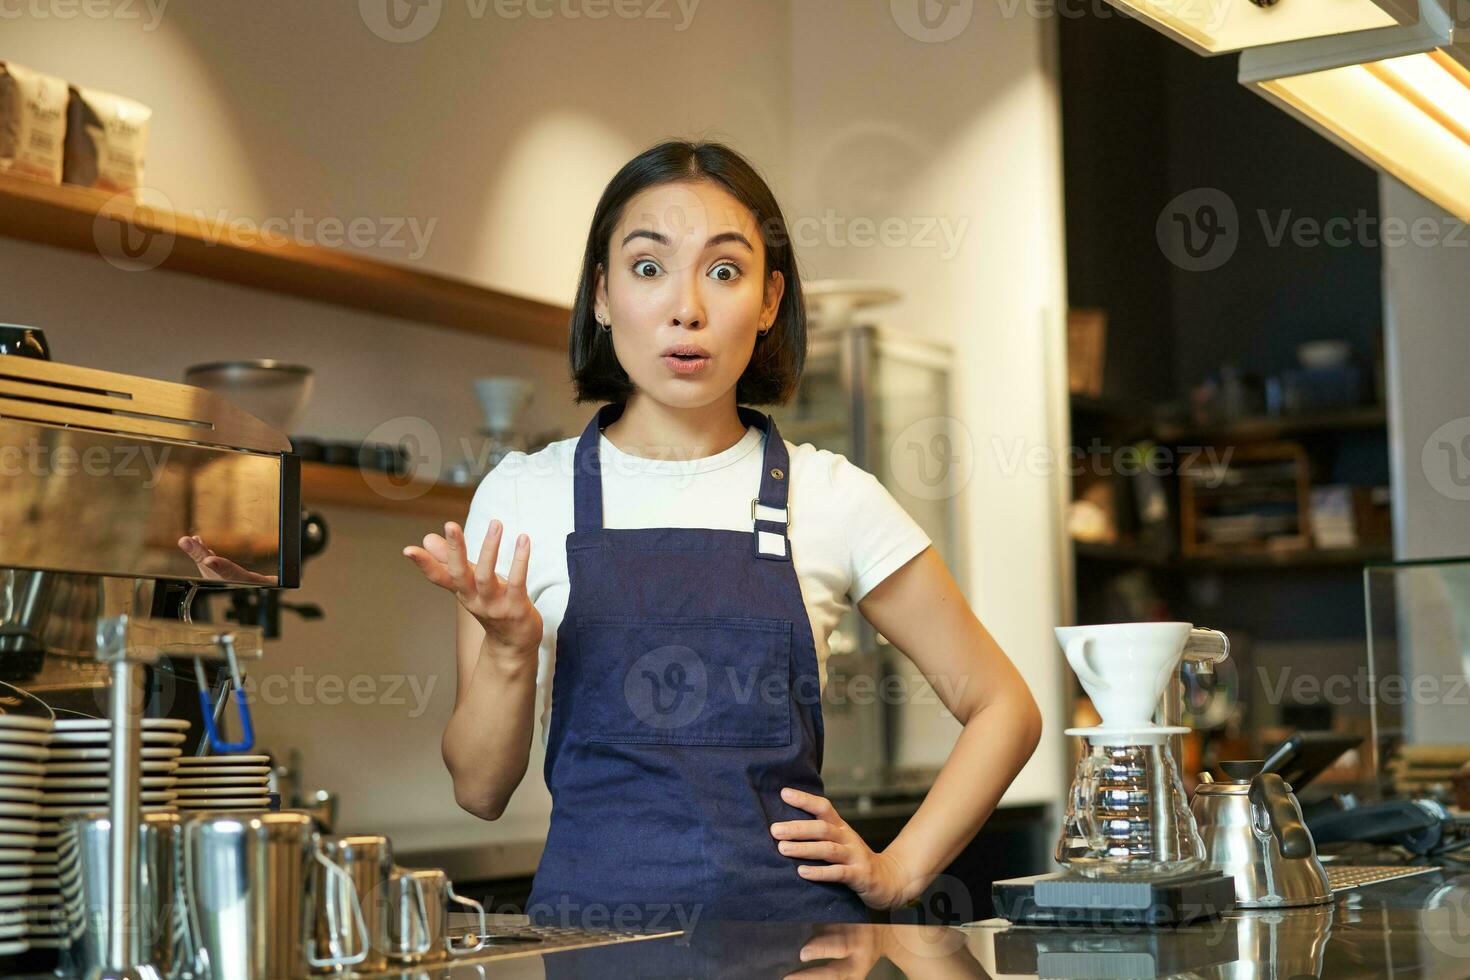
left=573, top=401, right=791, bottom=533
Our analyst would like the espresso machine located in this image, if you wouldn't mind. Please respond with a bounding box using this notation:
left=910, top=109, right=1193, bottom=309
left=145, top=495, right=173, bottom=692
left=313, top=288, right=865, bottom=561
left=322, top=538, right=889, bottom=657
left=0, top=328, right=300, bottom=977
left=1, top=329, right=695, bottom=977
left=993, top=623, right=1239, bottom=926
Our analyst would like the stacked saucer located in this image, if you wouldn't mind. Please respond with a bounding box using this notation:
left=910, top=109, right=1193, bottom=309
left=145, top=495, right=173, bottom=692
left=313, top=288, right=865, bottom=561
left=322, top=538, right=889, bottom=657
left=27, top=718, right=187, bottom=950
left=39, top=718, right=187, bottom=814
left=173, top=755, right=272, bottom=813
left=0, top=682, right=54, bottom=959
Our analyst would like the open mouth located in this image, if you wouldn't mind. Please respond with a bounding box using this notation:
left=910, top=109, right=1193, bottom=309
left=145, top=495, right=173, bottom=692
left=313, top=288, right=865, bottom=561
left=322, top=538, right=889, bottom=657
left=662, top=350, right=711, bottom=374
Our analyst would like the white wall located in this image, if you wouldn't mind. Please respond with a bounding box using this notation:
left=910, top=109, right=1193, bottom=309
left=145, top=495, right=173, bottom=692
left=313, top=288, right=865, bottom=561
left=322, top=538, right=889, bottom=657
left=785, top=4, right=1069, bottom=805
left=1, top=0, right=1070, bottom=856
left=1379, top=175, right=1470, bottom=748
left=1380, top=176, right=1470, bottom=562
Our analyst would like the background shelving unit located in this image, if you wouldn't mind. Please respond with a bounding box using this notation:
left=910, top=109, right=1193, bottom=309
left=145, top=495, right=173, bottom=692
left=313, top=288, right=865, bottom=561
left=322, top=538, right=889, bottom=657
left=0, top=174, right=571, bottom=349
left=0, top=174, right=573, bottom=515
left=1057, top=3, right=1393, bottom=791
left=299, top=462, right=476, bottom=518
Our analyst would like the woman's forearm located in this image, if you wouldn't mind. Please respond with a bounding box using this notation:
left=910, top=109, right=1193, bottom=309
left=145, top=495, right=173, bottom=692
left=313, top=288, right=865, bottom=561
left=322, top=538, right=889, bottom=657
left=441, top=627, right=539, bottom=820
left=850, top=549, right=1045, bottom=907
left=880, top=678, right=1042, bottom=904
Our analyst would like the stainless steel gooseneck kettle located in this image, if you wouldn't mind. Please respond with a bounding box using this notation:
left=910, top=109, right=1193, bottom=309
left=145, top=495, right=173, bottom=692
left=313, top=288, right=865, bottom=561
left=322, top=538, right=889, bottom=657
left=1191, top=760, right=1333, bottom=908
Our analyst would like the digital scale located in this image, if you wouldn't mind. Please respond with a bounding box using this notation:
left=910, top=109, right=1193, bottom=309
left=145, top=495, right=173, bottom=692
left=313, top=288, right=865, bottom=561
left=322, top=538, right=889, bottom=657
left=992, top=870, right=1236, bottom=927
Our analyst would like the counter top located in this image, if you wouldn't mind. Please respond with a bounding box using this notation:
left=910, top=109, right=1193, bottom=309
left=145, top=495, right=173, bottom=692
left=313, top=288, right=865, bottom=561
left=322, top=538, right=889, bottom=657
left=13, top=866, right=1469, bottom=977
left=967, top=867, right=1470, bottom=979
left=356, top=867, right=1470, bottom=978
left=394, top=837, right=545, bottom=881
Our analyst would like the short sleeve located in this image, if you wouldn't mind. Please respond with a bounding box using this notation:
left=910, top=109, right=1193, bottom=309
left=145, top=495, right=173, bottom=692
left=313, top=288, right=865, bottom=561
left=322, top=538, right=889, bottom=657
left=460, top=453, right=554, bottom=742
left=462, top=452, right=524, bottom=575
left=831, top=456, right=932, bottom=603
left=458, top=455, right=555, bottom=740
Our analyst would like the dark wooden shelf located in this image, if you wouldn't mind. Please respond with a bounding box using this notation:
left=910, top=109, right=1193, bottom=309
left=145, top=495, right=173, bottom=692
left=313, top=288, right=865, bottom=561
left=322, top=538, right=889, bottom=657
left=301, top=461, right=475, bottom=518
left=1069, top=393, right=1158, bottom=423
left=1069, top=396, right=1387, bottom=449
left=1072, top=540, right=1172, bottom=567
left=0, top=174, right=569, bottom=349
left=1154, top=406, right=1388, bottom=444
left=1074, top=539, right=1392, bottom=572
left=1178, top=544, right=1393, bottom=570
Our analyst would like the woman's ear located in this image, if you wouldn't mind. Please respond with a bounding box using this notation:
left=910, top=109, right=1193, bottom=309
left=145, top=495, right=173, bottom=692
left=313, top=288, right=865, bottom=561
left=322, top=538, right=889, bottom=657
left=593, top=262, right=609, bottom=323
left=762, top=269, right=785, bottom=331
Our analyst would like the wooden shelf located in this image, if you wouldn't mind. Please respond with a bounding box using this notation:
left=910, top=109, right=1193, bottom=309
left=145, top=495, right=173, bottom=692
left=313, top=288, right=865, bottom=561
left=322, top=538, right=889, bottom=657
left=1178, top=544, right=1393, bottom=570
left=0, top=174, right=569, bottom=349
left=1072, top=540, right=1172, bottom=567
left=300, top=461, right=475, bottom=518
left=1069, top=398, right=1388, bottom=447
left=1074, top=539, right=1392, bottom=571
left=1154, top=406, right=1388, bottom=444
left=1069, top=394, right=1158, bottom=424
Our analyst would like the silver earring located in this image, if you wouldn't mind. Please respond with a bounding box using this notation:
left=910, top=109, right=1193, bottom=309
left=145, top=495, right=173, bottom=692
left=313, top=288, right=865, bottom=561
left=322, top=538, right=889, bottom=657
left=597, top=315, right=611, bottom=333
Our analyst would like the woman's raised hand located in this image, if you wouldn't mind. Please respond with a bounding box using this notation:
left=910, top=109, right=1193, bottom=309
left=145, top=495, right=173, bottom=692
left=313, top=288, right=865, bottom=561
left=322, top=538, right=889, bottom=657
left=403, top=520, right=542, bottom=659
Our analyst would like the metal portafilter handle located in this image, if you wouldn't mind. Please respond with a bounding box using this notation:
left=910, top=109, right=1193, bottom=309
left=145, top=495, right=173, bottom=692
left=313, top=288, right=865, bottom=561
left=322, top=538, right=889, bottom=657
left=181, top=582, right=256, bottom=756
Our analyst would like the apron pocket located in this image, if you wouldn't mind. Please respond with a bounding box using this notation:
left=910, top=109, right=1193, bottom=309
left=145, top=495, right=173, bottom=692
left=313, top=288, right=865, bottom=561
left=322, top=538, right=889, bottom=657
left=577, top=615, right=794, bottom=747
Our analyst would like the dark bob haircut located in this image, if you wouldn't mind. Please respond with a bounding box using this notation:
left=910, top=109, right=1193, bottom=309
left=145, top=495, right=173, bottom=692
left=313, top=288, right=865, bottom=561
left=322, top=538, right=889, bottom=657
left=568, top=140, right=806, bottom=406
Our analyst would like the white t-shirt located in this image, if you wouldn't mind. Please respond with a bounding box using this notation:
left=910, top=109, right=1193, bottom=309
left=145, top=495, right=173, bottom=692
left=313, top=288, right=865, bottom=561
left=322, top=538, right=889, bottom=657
left=463, top=421, right=932, bottom=743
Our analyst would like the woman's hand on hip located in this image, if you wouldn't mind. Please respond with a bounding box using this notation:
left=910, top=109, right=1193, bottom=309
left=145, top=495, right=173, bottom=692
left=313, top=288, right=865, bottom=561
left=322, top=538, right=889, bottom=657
left=770, top=787, right=920, bottom=910
left=403, top=520, right=541, bottom=660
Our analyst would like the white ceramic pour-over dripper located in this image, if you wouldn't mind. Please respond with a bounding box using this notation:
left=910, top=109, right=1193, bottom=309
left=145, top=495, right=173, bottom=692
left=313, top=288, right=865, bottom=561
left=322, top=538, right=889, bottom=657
left=1056, top=622, right=1194, bottom=731
left=473, top=377, right=534, bottom=435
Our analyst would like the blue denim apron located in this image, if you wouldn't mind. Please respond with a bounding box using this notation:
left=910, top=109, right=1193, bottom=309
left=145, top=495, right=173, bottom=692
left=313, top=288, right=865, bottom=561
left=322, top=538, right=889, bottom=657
left=524, top=401, right=871, bottom=928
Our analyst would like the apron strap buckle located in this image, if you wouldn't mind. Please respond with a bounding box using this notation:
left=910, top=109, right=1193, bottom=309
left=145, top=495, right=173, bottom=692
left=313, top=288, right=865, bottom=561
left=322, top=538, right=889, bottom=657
left=752, top=499, right=790, bottom=561
left=751, top=498, right=790, bottom=529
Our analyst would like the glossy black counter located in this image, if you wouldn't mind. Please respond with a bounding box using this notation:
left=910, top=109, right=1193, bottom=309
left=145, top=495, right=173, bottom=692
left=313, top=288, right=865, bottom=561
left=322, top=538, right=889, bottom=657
left=12, top=867, right=1468, bottom=977
left=368, top=868, right=1470, bottom=978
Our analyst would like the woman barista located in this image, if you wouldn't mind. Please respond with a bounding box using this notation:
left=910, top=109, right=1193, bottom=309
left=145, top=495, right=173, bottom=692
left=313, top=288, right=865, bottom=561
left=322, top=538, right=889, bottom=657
left=403, top=140, right=1042, bottom=927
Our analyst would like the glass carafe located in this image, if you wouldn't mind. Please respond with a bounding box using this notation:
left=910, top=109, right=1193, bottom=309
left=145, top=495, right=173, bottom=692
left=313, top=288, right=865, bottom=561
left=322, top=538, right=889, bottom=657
left=1056, top=736, right=1205, bottom=878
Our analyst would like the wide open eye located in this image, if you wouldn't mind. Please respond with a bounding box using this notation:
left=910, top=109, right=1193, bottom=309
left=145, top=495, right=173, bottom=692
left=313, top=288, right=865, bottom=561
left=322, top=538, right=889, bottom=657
left=709, top=261, right=742, bottom=282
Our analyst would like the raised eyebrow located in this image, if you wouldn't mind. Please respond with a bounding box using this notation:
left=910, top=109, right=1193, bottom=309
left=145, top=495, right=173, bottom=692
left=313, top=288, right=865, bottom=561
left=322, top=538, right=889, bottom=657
left=621, top=228, right=670, bottom=249
left=619, top=229, right=754, bottom=252
left=706, top=231, right=754, bottom=252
